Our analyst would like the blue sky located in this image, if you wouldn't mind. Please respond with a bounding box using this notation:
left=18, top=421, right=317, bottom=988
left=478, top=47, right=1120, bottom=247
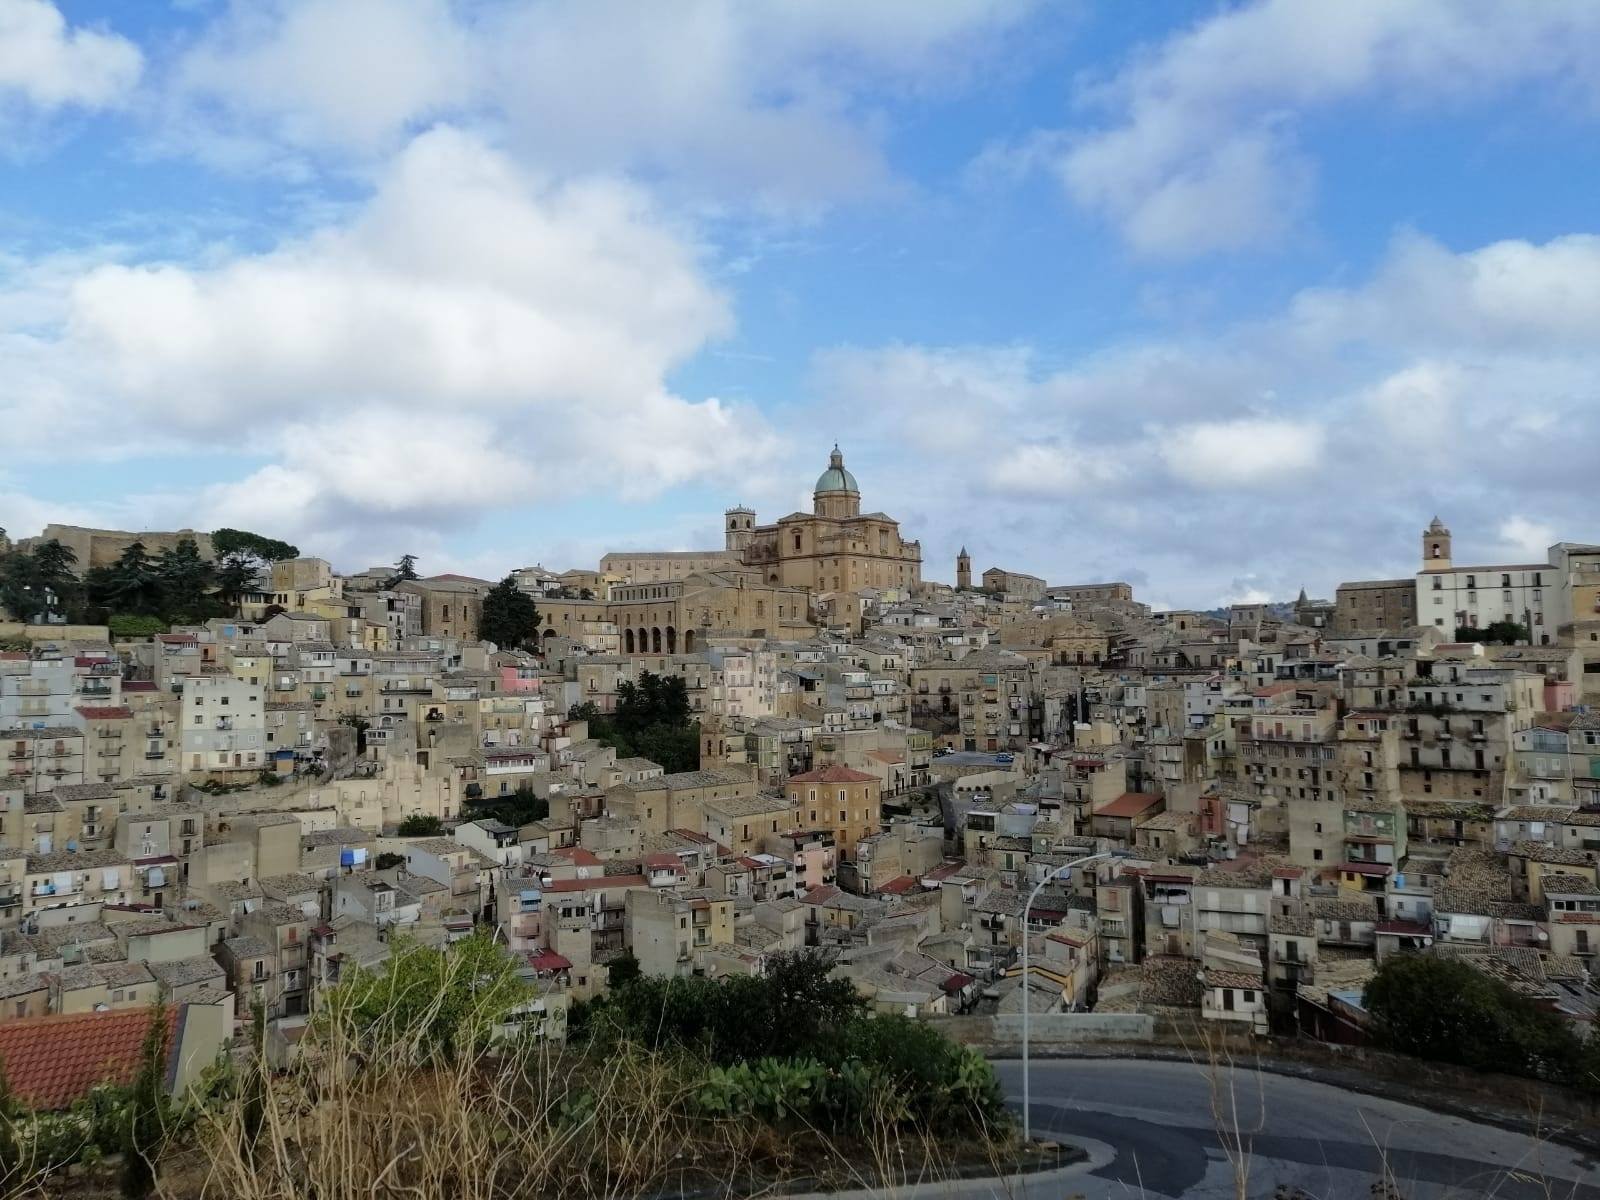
left=2, top=1, right=1597, bottom=607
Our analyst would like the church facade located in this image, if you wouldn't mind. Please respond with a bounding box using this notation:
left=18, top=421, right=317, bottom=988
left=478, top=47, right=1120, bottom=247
left=727, top=447, right=922, bottom=594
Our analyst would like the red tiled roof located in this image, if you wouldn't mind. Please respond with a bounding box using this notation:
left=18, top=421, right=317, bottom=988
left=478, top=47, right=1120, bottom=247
left=787, top=765, right=877, bottom=784
left=875, top=875, right=918, bottom=896
left=921, top=859, right=968, bottom=883
left=644, top=853, right=686, bottom=871
left=527, top=950, right=572, bottom=973
left=156, top=634, right=196, bottom=644
left=1095, top=792, right=1163, bottom=819
left=552, top=848, right=601, bottom=866
left=121, top=681, right=157, bottom=692
left=941, top=972, right=976, bottom=993
left=0, top=1006, right=179, bottom=1110
left=543, top=875, right=646, bottom=892
left=75, top=706, right=133, bottom=720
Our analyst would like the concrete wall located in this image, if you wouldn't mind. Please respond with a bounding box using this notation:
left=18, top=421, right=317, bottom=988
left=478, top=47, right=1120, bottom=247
left=929, top=1013, right=1155, bottom=1044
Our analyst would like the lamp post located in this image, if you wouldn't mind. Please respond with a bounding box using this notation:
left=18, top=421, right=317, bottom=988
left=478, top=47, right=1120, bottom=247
left=1020, top=851, right=1112, bottom=1144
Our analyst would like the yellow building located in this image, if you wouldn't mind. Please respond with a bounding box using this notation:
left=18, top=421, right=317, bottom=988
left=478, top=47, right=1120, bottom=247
left=785, top=764, right=881, bottom=861
left=736, top=446, right=921, bottom=594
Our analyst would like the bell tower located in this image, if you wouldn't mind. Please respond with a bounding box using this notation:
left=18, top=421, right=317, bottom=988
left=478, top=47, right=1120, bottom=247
left=725, top=506, right=755, bottom=554
left=956, top=546, right=971, bottom=590
left=1422, top=516, right=1452, bottom=569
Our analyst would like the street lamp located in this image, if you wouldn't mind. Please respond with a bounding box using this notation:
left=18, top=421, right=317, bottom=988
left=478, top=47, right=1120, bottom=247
left=1020, top=850, right=1114, bottom=1144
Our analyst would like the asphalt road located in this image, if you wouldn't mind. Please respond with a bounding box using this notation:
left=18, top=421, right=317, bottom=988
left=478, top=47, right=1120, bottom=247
left=985, top=1058, right=1600, bottom=1199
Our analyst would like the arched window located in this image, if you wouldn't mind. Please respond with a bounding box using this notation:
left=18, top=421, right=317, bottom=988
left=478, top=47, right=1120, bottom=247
left=651, top=627, right=662, bottom=653
left=624, top=629, right=635, bottom=654
left=666, top=626, right=677, bottom=654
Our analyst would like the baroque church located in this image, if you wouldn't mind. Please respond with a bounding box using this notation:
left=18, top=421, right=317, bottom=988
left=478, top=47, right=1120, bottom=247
left=600, top=446, right=921, bottom=596
left=723, top=446, right=922, bottom=594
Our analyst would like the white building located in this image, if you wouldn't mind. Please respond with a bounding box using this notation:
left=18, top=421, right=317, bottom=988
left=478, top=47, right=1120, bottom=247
left=180, top=675, right=267, bottom=775
left=1415, top=518, right=1559, bottom=644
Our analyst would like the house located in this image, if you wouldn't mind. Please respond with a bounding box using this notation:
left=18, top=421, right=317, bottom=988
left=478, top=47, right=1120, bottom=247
left=1089, top=792, right=1164, bottom=843
left=0, top=1003, right=227, bottom=1109
left=1201, top=967, right=1268, bottom=1034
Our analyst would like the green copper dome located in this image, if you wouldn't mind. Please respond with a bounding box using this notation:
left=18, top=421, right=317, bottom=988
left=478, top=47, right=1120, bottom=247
left=814, top=445, right=859, bottom=494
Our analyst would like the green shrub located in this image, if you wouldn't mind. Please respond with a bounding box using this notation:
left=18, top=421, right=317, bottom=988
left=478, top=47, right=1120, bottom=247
left=107, top=614, right=167, bottom=640
left=588, top=954, right=1005, bottom=1138
left=1365, top=954, right=1581, bottom=1082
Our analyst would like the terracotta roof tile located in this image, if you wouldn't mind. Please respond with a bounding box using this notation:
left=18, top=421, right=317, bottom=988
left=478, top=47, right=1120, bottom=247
left=0, top=1005, right=178, bottom=1110
left=786, top=765, right=877, bottom=784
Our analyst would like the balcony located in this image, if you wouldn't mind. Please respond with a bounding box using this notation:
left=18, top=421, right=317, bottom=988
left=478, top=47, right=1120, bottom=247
left=215, top=718, right=233, bottom=731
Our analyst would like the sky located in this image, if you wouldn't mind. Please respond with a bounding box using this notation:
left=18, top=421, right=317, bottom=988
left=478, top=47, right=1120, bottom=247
left=1, top=0, right=1597, bottom=609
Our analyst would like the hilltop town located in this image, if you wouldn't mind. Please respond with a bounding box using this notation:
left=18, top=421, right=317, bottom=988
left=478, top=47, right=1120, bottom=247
left=0, top=446, right=1596, bottom=1090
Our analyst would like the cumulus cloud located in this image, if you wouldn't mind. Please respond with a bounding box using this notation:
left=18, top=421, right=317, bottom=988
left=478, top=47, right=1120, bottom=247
left=171, top=0, right=475, bottom=155
left=0, top=126, right=778, bottom=553
left=797, top=228, right=1600, bottom=605
left=1498, top=516, right=1557, bottom=560
left=162, top=0, right=1034, bottom=207
left=1025, top=1, right=1600, bottom=255
left=0, top=0, right=142, bottom=111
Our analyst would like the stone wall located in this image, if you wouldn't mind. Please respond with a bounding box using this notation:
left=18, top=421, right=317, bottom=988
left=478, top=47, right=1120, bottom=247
left=929, top=1013, right=1156, bottom=1044
left=18, top=525, right=215, bottom=573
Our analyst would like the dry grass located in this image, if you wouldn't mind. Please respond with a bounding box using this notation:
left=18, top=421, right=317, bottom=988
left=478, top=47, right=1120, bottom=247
left=140, top=955, right=1013, bottom=1200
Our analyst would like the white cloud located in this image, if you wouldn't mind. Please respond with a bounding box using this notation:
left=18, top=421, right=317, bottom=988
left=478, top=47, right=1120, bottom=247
left=1498, top=516, right=1556, bottom=560
left=982, top=443, right=1126, bottom=499
left=1158, top=417, right=1323, bottom=487
left=161, top=0, right=1035, bottom=208
left=170, top=0, right=475, bottom=157
left=1039, top=1, right=1600, bottom=255
left=1290, top=232, right=1600, bottom=351
left=0, top=126, right=778, bottom=552
left=0, top=0, right=142, bottom=110
left=793, top=227, right=1600, bottom=605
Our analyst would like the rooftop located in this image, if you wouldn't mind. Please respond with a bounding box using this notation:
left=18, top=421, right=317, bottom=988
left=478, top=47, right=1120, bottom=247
left=0, top=1006, right=181, bottom=1110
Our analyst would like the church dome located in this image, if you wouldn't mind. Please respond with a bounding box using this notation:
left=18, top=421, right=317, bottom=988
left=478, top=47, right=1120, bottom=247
left=814, top=445, right=859, bottom=494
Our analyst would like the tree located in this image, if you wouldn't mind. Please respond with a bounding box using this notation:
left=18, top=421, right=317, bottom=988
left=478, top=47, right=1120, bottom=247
left=88, top=542, right=163, bottom=616
left=579, top=671, right=700, bottom=773
left=606, top=952, right=642, bottom=988
left=375, top=852, right=405, bottom=870
left=387, top=554, right=419, bottom=589
left=461, top=781, right=547, bottom=828
left=478, top=575, right=540, bottom=651
left=1364, top=954, right=1579, bottom=1081
left=397, top=814, right=444, bottom=837
left=214, top=552, right=263, bottom=616
left=211, top=528, right=298, bottom=562
left=318, top=931, right=530, bottom=1061
left=122, top=1002, right=171, bottom=1198
left=154, top=537, right=215, bottom=620
left=0, top=1054, right=20, bottom=1190
left=0, top=539, right=81, bottom=623
left=1455, top=620, right=1530, bottom=645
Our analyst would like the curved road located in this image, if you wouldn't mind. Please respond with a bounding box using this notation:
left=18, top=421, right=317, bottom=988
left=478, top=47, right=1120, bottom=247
left=990, top=1058, right=1600, bottom=1199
